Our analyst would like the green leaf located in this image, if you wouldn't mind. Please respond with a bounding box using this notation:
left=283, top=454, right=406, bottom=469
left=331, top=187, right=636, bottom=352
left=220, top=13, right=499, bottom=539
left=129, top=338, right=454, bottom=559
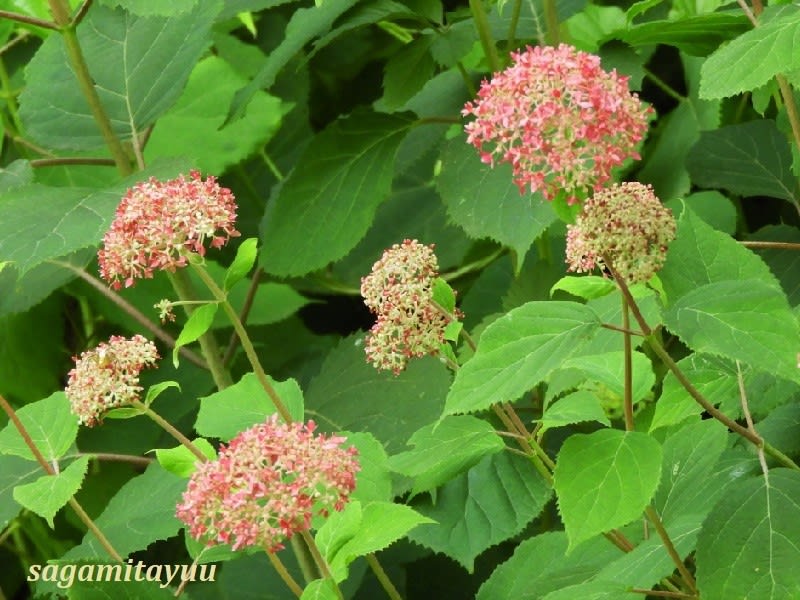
left=67, top=575, right=186, bottom=598
left=431, top=277, right=456, bottom=312
left=347, top=432, right=392, bottom=504
left=0, top=454, right=40, bottom=529
left=383, top=36, right=436, bottom=109
left=562, top=350, right=655, bottom=402
left=260, top=110, right=413, bottom=277
left=610, top=13, right=748, bottom=56
left=748, top=225, right=800, bottom=306
left=654, top=419, right=730, bottom=525
left=550, top=275, right=615, bottom=300
left=97, top=0, right=199, bottom=15
left=0, top=159, right=33, bottom=192
left=686, top=120, right=798, bottom=204
left=305, top=335, right=451, bottom=454
left=436, top=136, right=557, bottom=268
left=0, top=159, right=192, bottom=275
left=62, top=463, right=186, bottom=559
left=408, top=452, right=552, bottom=571
left=539, top=390, right=611, bottom=433
left=195, top=373, right=305, bottom=441
left=664, top=279, right=800, bottom=384
left=226, top=0, right=358, bottom=122
left=143, top=381, right=181, bottom=407
left=696, top=470, right=800, bottom=599
left=172, top=303, right=218, bottom=368
left=553, top=429, right=662, bottom=551
left=476, top=532, right=615, bottom=599
left=650, top=354, right=733, bottom=431
left=387, top=416, right=504, bottom=495
left=666, top=191, right=737, bottom=235
left=155, top=439, right=216, bottom=478
left=700, top=8, right=800, bottom=99
left=224, top=238, right=259, bottom=292
left=19, top=1, right=221, bottom=149
left=444, top=302, right=600, bottom=415
left=0, top=392, right=77, bottom=462
left=145, top=57, right=285, bottom=174
left=322, top=501, right=434, bottom=582
left=13, top=456, right=90, bottom=527
left=660, top=203, right=780, bottom=303
left=301, top=578, right=340, bottom=600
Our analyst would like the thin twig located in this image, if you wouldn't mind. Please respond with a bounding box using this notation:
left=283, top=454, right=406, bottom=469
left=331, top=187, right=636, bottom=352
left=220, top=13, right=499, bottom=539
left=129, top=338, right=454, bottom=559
left=50, top=260, right=209, bottom=370
left=224, top=267, right=262, bottom=365
left=71, top=0, right=93, bottom=26
left=740, top=240, right=800, bottom=251
left=30, top=157, right=116, bottom=168
left=737, top=361, right=769, bottom=478
left=644, top=506, right=698, bottom=594
left=0, top=10, right=58, bottom=30
left=0, top=393, right=123, bottom=562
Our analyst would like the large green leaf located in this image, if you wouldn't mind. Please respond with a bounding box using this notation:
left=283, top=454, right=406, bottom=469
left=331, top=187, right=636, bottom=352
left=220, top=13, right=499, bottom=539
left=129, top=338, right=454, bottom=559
left=611, top=13, right=749, bottom=56
left=145, top=56, right=285, bottom=174
left=444, top=302, right=600, bottom=415
left=561, top=351, right=654, bottom=402
left=408, top=452, right=552, bottom=571
left=476, top=532, right=616, bottom=599
left=553, top=429, right=662, bottom=551
left=654, top=420, right=731, bottom=525
left=260, top=110, right=413, bottom=276
left=700, top=7, right=800, bottom=99
left=304, top=335, right=451, bottom=454
left=318, top=501, right=434, bottom=582
left=347, top=432, right=392, bottom=504
left=748, top=224, right=800, bottom=306
left=13, top=456, right=90, bottom=527
left=0, top=454, right=40, bottom=529
left=382, top=36, right=436, bottom=109
left=660, top=204, right=779, bottom=304
left=0, top=159, right=192, bottom=275
left=19, top=1, right=221, bottom=150
left=664, top=279, right=800, bottom=384
left=695, top=470, right=800, bottom=599
left=226, top=0, right=358, bottom=122
left=436, top=136, right=557, bottom=266
left=0, top=392, right=77, bottom=462
left=387, top=416, right=504, bottom=495
left=195, top=373, right=305, bottom=441
left=62, top=463, right=186, bottom=559
left=686, top=120, right=798, bottom=204
left=538, top=390, right=611, bottom=433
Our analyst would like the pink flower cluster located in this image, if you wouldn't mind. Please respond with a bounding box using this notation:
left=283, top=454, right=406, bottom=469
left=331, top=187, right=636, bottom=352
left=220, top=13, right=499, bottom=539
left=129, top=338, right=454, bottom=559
left=462, top=44, right=652, bottom=205
left=98, top=171, right=239, bottom=290
left=361, top=240, right=457, bottom=375
left=65, top=335, right=159, bottom=427
left=565, top=182, right=676, bottom=284
left=176, top=416, right=359, bottom=552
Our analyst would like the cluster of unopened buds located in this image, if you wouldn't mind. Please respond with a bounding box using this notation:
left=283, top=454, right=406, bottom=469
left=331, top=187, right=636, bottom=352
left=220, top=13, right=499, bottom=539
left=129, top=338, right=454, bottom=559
left=361, top=240, right=460, bottom=375
left=176, top=415, right=359, bottom=552
left=65, top=335, right=159, bottom=427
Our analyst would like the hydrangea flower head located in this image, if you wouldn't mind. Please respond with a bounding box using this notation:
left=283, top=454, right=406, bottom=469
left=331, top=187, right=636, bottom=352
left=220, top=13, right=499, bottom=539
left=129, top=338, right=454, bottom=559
left=176, top=416, right=359, bottom=552
left=462, top=44, right=652, bottom=205
left=65, top=335, right=159, bottom=427
left=565, top=182, right=676, bottom=284
left=360, top=239, right=459, bottom=375
left=98, top=171, right=239, bottom=289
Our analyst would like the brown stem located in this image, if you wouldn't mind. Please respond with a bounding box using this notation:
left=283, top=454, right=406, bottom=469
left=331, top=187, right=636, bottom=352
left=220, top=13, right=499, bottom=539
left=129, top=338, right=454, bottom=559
left=644, top=506, right=697, bottom=594
left=132, top=400, right=208, bottom=463
left=72, top=0, right=93, bottom=26
left=47, top=0, right=132, bottom=175
left=366, top=553, right=403, bottom=600
left=0, top=10, right=58, bottom=30
left=622, top=295, right=634, bottom=431
left=266, top=550, right=303, bottom=598
left=81, top=452, right=153, bottom=466
left=224, top=267, right=262, bottom=365
left=0, top=394, right=123, bottom=561
left=630, top=589, right=696, bottom=599
left=30, top=157, right=116, bottom=167
left=740, top=240, right=800, bottom=251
